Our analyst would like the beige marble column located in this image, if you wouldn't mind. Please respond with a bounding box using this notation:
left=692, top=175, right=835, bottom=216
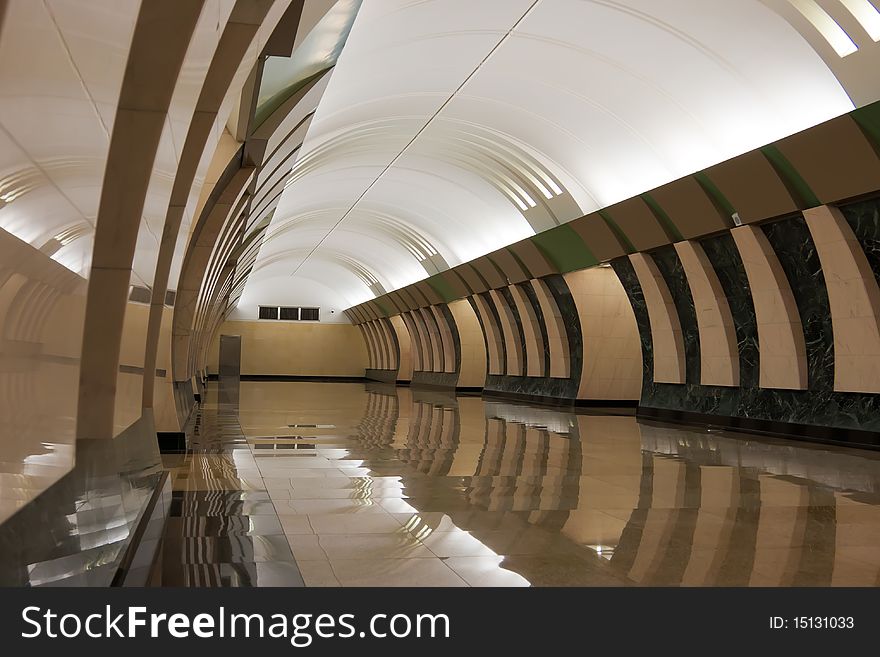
left=674, top=241, right=739, bottom=387
left=532, top=278, right=570, bottom=379
left=401, top=311, right=424, bottom=372
left=410, top=308, right=434, bottom=372
left=447, top=299, right=487, bottom=388
left=628, top=253, right=686, bottom=384
left=390, top=314, right=413, bottom=381
left=371, top=320, right=390, bottom=370
left=804, top=205, right=880, bottom=393
left=379, top=319, right=399, bottom=370
left=731, top=225, right=808, bottom=390
left=489, top=289, right=524, bottom=376
left=359, top=323, right=376, bottom=369
left=509, top=284, right=545, bottom=377
left=77, top=0, right=205, bottom=440
left=565, top=268, right=642, bottom=399
left=418, top=307, right=443, bottom=373
left=430, top=305, right=456, bottom=373
left=471, top=294, right=504, bottom=375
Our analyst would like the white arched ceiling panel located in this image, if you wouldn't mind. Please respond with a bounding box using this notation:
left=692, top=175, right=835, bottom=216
left=0, top=0, right=140, bottom=277
left=242, top=0, right=871, bottom=310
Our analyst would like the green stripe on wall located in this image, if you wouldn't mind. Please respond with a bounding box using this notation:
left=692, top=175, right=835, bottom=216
left=530, top=224, right=597, bottom=273
left=693, top=171, right=737, bottom=220
left=426, top=273, right=458, bottom=302
left=760, top=144, right=821, bottom=209
left=597, top=209, right=635, bottom=253
left=641, top=193, right=683, bottom=242
left=375, top=300, right=391, bottom=317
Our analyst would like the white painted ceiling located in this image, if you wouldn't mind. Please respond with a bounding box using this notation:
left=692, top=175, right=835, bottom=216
left=244, top=0, right=878, bottom=315
left=1, top=0, right=877, bottom=321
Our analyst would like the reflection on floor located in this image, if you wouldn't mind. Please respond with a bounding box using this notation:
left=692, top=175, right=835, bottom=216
left=150, top=381, right=880, bottom=587
left=149, top=397, right=305, bottom=586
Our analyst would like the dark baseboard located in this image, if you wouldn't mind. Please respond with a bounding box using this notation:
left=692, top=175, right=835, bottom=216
left=483, top=389, right=639, bottom=409
left=157, top=431, right=186, bottom=454
left=207, top=374, right=369, bottom=383
left=365, top=369, right=397, bottom=384
left=483, top=389, right=576, bottom=407
left=409, top=381, right=457, bottom=392
left=396, top=380, right=411, bottom=386
left=637, top=406, right=880, bottom=450
left=575, top=398, right=639, bottom=408
left=456, top=386, right=484, bottom=395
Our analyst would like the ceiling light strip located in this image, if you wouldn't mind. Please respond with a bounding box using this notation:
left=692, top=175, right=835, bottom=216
left=838, top=0, right=880, bottom=40
left=787, top=0, right=859, bottom=56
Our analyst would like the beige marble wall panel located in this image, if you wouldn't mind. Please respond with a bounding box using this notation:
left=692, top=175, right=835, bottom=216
left=805, top=205, right=880, bottom=393
left=628, top=253, right=686, bottom=384
left=532, top=278, right=570, bottom=379
left=448, top=299, right=487, bottom=388
left=207, top=320, right=367, bottom=376
left=731, top=225, right=808, bottom=390
left=674, top=241, right=739, bottom=386
left=565, top=268, right=642, bottom=399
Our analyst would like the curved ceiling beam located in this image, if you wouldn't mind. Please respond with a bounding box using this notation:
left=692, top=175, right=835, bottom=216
left=76, top=0, right=204, bottom=441
left=143, top=0, right=278, bottom=410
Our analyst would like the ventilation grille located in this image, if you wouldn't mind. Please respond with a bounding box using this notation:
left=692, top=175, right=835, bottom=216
left=259, top=306, right=279, bottom=320
left=165, top=289, right=176, bottom=307
left=279, top=306, right=299, bottom=320
left=128, top=285, right=152, bottom=304
left=258, top=306, right=320, bottom=321
left=300, top=307, right=319, bottom=321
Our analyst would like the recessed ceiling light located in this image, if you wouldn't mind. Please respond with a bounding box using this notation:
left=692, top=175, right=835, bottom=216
left=787, top=0, right=859, bottom=57
left=839, top=0, right=880, bottom=41
left=788, top=0, right=859, bottom=57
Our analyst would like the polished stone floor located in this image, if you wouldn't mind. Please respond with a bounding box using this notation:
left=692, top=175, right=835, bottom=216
left=150, top=380, right=880, bottom=587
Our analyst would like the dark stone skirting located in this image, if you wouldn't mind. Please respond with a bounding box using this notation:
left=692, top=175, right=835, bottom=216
left=207, top=373, right=368, bottom=383
left=638, top=406, right=880, bottom=450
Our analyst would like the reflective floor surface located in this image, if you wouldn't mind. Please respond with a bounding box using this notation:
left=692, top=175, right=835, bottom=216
left=149, top=380, right=880, bottom=587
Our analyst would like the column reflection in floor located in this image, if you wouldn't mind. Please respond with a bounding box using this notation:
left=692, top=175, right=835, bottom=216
left=149, top=379, right=304, bottom=586
left=156, top=380, right=880, bottom=587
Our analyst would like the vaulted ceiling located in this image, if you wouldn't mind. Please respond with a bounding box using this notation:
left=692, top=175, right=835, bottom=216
left=238, top=0, right=880, bottom=317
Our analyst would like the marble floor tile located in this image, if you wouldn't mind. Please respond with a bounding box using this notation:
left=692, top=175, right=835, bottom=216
left=443, top=556, right=532, bottom=587
left=305, top=512, right=406, bottom=534
left=328, top=558, right=468, bottom=587
left=149, top=380, right=880, bottom=587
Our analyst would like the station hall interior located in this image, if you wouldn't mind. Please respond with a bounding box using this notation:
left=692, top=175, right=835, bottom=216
left=3, top=0, right=880, bottom=587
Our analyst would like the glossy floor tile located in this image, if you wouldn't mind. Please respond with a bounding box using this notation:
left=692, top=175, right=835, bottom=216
left=153, top=380, right=880, bottom=587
